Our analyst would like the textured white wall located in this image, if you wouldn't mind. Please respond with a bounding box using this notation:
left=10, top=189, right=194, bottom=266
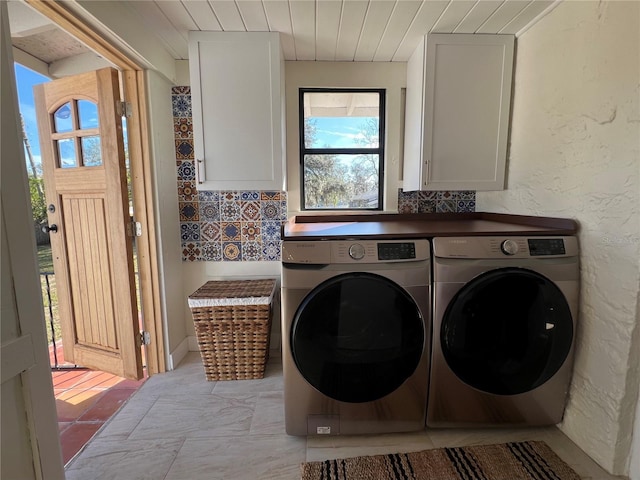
left=477, top=1, right=640, bottom=475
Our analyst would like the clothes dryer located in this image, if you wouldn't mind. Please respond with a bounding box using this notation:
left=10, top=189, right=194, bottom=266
left=428, top=236, right=579, bottom=427
left=281, top=239, right=431, bottom=436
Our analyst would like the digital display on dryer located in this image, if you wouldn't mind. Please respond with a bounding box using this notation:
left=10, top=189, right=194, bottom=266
left=378, top=243, right=416, bottom=260
left=528, top=238, right=566, bottom=256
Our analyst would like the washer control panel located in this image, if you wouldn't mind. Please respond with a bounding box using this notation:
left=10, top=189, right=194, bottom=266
left=336, top=240, right=425, bottom=263
left=377, top=242, right=416, bottom=260
left=282, top=239, right=430, bottom=264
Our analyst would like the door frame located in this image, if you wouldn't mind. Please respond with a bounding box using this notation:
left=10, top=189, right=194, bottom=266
left=25, top=0, right=166, bottom=375
left=2, top=3, right=64, bottom=476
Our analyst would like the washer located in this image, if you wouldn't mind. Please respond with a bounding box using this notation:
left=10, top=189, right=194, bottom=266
left=427, top=236, right=579, bottom=427
left=281, top=239, right=431, bottom=436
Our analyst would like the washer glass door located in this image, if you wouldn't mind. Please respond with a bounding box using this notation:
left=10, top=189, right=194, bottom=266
left=441, top=267, right=573, bottom=395
left=291, top=272, right=424, bottom=403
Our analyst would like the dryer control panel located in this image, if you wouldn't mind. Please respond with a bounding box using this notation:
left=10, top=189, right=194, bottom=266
left=433, top=236, right=578, bottom=259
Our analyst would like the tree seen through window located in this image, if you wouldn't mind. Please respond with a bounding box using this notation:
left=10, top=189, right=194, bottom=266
left=300, top=89, right=385, bottom=210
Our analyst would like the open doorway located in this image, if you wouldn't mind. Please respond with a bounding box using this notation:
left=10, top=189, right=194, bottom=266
left=9, top=1, right=165, bottom=465
left=14, top=61, right=148, bottom=465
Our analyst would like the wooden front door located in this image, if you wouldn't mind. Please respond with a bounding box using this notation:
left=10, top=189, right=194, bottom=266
left=34, top=67, right=143, bottom=380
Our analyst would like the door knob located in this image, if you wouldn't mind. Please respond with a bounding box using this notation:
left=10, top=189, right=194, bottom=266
left=42, top=224, right=58, bottom=234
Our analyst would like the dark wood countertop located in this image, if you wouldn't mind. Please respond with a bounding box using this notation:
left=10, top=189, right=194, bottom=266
left=282, top=212, right=578, bottom=241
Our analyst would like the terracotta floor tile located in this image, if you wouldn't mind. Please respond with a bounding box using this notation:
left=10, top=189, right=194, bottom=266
left=78, top=388, right=137, bottom=422
left=113, top=376, right=147, bottom=389
left=59, top=422, right=103, bottom=464
left=55, top=389, right=105, bottom=422
left=56, top=387, right=104, bottom=403
left=51, top=356, right=146, bottom=465
left=52, top=370, right=91, bottom=389
left=74, top=371, right=126, bottom=390
left=58, top=422, right=72, bottom=433
left=49, top=344, right=74, bottom=366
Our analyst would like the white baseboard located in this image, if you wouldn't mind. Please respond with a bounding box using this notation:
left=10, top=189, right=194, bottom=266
left=167, top=336, right=190, bottom=370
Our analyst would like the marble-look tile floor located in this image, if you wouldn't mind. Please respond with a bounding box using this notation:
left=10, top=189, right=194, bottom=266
left=65, top=352, right=624, bottom=480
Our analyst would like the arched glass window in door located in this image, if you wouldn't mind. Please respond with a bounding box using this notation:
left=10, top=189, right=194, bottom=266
left=53, top=99, right=102, bottom=169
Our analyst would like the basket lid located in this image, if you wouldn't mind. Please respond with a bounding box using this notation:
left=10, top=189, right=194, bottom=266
left=188, top=279, right=276, bottom=307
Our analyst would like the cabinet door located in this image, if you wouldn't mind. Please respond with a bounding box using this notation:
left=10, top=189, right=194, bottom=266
left=188, top=32, right=285, bottom=191
left=404, top=34, right=514, bottom=191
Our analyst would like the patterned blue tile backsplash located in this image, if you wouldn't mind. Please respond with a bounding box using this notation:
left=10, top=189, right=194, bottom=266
left=397, top=189, right=476, bottom=214
left=172, top=86, right=287, bottom=262
left=180, top=190, right=287, bottom=261
left=171, top=87, right=475, bottom=262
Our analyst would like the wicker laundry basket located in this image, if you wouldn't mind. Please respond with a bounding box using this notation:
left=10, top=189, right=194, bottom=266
left=188, top=279, right=276, bottom=381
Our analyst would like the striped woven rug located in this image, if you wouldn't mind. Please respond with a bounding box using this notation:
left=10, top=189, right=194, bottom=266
left=300, top=440, right=581, bottom=480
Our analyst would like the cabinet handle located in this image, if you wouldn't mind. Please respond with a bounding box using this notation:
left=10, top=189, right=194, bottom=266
left=424, top=159, right=429, bottom=186
left=195, top=158, right=205, bottom=184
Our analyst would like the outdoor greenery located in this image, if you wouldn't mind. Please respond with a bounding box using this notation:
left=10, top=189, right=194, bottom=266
left=29, top=176, right=47, bottom=224
left=37, top=244, right=60, bottom=345
left=303, top=117, right=380, bottom=209
left=25, top=119, right=60, bottom=346
left=37, top=243, right=54, bottom=271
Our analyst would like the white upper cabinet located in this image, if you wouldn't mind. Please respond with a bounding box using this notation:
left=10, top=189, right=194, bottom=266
left=403, top=34, right=514, bottom=191
left=188, top=32, right=285, bottom=191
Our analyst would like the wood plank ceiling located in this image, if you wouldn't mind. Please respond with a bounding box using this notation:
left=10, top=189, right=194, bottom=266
left=10, top=0, right=559, bottom=67
left=124, top=0, right=559, bottom=62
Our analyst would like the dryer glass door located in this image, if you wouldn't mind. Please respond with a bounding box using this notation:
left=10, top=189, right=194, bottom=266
left=291, top=272, right=424, bottom=403
left=441, top=268, right=573, bottom=395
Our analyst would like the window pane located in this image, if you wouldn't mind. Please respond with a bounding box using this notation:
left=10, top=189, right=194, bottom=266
left=57, top=138, right=76, bottom=168
left=78, top=100, right=99, bottom=129
left=82, top=136, right=102, bottom=166
left=303, top=92, right=379, bottom=149
left=54, top=102, right=73, bottom=133
left=303, top=154, right=380, bottom=209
